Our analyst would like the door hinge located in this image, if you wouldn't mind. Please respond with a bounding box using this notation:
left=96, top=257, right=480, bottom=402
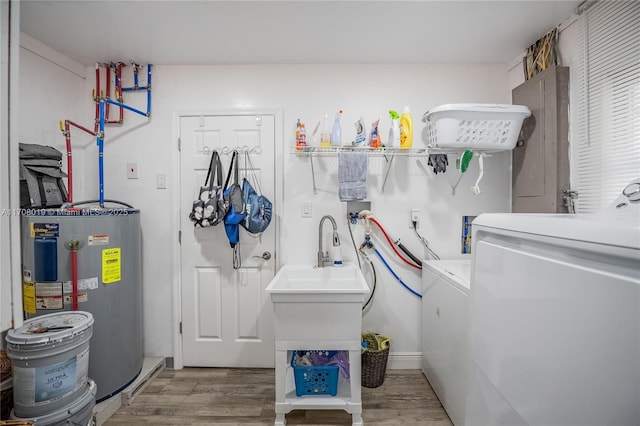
left=179, top=322, right=182, bottom=334
left=178, top=230, right=181, bottom=244
left=178, top=137, right=181, bottom=151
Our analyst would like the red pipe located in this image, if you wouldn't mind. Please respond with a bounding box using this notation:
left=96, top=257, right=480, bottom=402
left=60, top=119, right=96, bottom=205
left=105, top=63, right=111, bottom=121
left=94, top=64, right=100, bottom=133
left=116, top=62, right=124, bottom=123
left=71, top=249, right=78, bottom=310
left=67, top=120, right=95, bottom=136
left=61, top=120, right=73, bottom=203
left=369, top=217, right=422, bottom=270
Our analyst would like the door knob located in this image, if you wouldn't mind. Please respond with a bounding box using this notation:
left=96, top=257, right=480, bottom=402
left=253, top=251, right=271, bottom=261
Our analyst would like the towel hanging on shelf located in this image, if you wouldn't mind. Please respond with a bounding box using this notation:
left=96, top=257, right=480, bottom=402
left=338, top=152, right=368, bottom=201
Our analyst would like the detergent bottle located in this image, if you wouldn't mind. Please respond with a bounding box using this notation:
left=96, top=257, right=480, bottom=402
left=295, top=119, right=307, bottom=151
left=331, top=109, right=343, bottom=146
left=388, top=110, right=400, bottom=148
left=320, top=113, right=331, bottom=147
left=370, top=119, right=382, bottom=148
left=400, top=106, right=413, bottom=148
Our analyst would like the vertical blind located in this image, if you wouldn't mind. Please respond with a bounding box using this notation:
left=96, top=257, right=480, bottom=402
left=575, top=0, right=640, bottom=212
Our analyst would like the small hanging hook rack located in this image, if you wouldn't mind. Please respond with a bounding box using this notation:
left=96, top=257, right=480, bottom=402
left=202, top=145, right=262, bottom=156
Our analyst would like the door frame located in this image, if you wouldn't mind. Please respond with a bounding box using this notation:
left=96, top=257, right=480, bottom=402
left=171, top=108, right=284, bottom=370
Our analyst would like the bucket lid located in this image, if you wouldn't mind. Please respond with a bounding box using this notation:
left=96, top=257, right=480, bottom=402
left=6, top=311, right=94, bottom=346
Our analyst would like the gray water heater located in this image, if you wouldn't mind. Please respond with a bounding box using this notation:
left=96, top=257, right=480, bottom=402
left=21, top=204, right=142, bottom=402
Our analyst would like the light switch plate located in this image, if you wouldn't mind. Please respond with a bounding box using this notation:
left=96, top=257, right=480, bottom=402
left=301, top=202, right=312, bottom=218
left=156, top=173, right=167, bottom=189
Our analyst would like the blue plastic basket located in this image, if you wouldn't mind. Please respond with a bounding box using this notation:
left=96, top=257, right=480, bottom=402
left=291, top=351, right=339, bottom=396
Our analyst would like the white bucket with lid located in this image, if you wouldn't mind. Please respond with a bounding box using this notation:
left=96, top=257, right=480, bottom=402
left=6, top=311, right=94, bottom=417
left=11, top=378, right=97, bottom=426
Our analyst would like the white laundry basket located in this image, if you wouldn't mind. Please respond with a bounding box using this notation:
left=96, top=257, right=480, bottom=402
left=422, top=103, right=531, bottom=150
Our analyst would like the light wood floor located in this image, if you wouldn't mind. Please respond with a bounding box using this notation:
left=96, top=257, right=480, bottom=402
left=105, top=368, right=452, bottom=425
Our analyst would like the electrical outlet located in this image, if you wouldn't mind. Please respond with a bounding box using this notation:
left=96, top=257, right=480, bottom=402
left=411, top=209, right=420, bottom=228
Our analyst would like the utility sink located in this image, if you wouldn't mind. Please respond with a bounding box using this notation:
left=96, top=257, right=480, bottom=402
left=266, top=264, right=370, bottom=341
left=266, top=264, right=370, bottom=300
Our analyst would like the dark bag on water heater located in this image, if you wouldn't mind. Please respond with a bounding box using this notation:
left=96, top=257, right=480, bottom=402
left=19, top=143, right=68, bottom=208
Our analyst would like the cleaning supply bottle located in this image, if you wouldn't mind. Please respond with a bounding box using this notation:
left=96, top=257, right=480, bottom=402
left=354, top=116, right=367, bottom=147
left=400, top=106, right=413, bottom=148
left=370, top=119, right=382, bottom=148
left=331, top=109, right=343, bottom=146
left=295, top=119, right=307, bottom=151
left=320, top=113, right=331, bottom=147
left=332, top=244, right=343, bottom=267
left=388, top=110, right=400, bottom=148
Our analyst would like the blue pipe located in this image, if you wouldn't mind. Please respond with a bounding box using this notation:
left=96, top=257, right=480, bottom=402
left=105, top=98, right=146, bottom=117
left=114, top=64, right=120, bottom=96
left=374, top=248, right=422, bottom=299
left=120, top=64, right=152, bottom=117
left=98, top=100, right=105, bottom=207
left=146, top=64, right=152, bottom=116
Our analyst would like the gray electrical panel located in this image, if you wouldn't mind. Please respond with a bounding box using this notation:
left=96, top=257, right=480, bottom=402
left=512, top=65, right=570, bottom=213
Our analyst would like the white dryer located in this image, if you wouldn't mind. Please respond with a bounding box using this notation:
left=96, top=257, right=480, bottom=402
left=466, top=179, right=640, bottom=426
left=422, top=258, right=471, bottom=426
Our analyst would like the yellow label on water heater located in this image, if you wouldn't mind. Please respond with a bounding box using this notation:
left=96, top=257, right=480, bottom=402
left=23, top=280, right=36, bottom=314
left=102, top=248, right=121, bottom=284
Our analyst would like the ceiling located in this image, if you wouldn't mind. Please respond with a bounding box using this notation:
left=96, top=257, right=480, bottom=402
left=19, top=1, right=581, bottom=66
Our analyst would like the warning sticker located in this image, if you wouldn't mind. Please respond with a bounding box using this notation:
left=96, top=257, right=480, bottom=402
left=102, top=248, right=121, bottom=284
left=36, top=282, right=63, bottom=297
left=35, top=282, right=64, bottom=310
left=64, top=293, right=88, bottom=304
left=63, top=277, right=99, bottom=292
left=88, top=234, right=109, bottom=246
left=23, top=281, right=36, bottom=314
left=36, top=295, right=63, bottom=310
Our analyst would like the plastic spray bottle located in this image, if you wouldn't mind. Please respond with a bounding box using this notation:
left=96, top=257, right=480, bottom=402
left=388, top=110, right=400, bottom=148
left=331, top=109, right=343, bottom=146
left=320, top=113, right=331, bottom=147
left=354, top=116, right=367, bottom=147
left=400, top=106, right=413, bottom=149
left=295, top=119, right=307, bottom=151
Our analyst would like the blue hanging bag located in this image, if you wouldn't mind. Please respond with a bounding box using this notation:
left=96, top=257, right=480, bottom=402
left=241, top=152, right=272, bottom=235
left=223, top=150, right=246, bottom=248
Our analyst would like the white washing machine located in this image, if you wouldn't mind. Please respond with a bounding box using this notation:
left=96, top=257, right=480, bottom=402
left=466, top=179, right=640, bottom=426
left=422, top=258, right=471, bottom=426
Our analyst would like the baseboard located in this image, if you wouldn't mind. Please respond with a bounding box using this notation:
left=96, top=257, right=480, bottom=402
left=387, top=352, right=423, bottom=370
left=93, top=357, right=165, bottom=425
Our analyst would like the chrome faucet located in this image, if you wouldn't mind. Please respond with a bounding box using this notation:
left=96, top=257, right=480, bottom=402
left=318, top=215, right=340, bottom=268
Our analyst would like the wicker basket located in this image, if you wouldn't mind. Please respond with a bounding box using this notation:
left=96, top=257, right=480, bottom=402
left=361, top=345, right=390, bottom=388
left=0, top=350, right=10, bottom=382
left=1, top=350, right=12, bottom=420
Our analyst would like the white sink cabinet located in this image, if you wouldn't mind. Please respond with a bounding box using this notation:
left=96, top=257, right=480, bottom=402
left=266, top=264, right=370, bottom=426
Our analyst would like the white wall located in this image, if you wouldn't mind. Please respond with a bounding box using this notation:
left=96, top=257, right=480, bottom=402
left=18, top=46, right=90, bottom=199
left=10, top=39, right=515, bottom=360
left=77, top=64, right=512, bottom=361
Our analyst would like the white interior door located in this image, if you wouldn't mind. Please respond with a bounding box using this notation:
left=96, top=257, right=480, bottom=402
left=180, top=113, right=276, bottom=367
